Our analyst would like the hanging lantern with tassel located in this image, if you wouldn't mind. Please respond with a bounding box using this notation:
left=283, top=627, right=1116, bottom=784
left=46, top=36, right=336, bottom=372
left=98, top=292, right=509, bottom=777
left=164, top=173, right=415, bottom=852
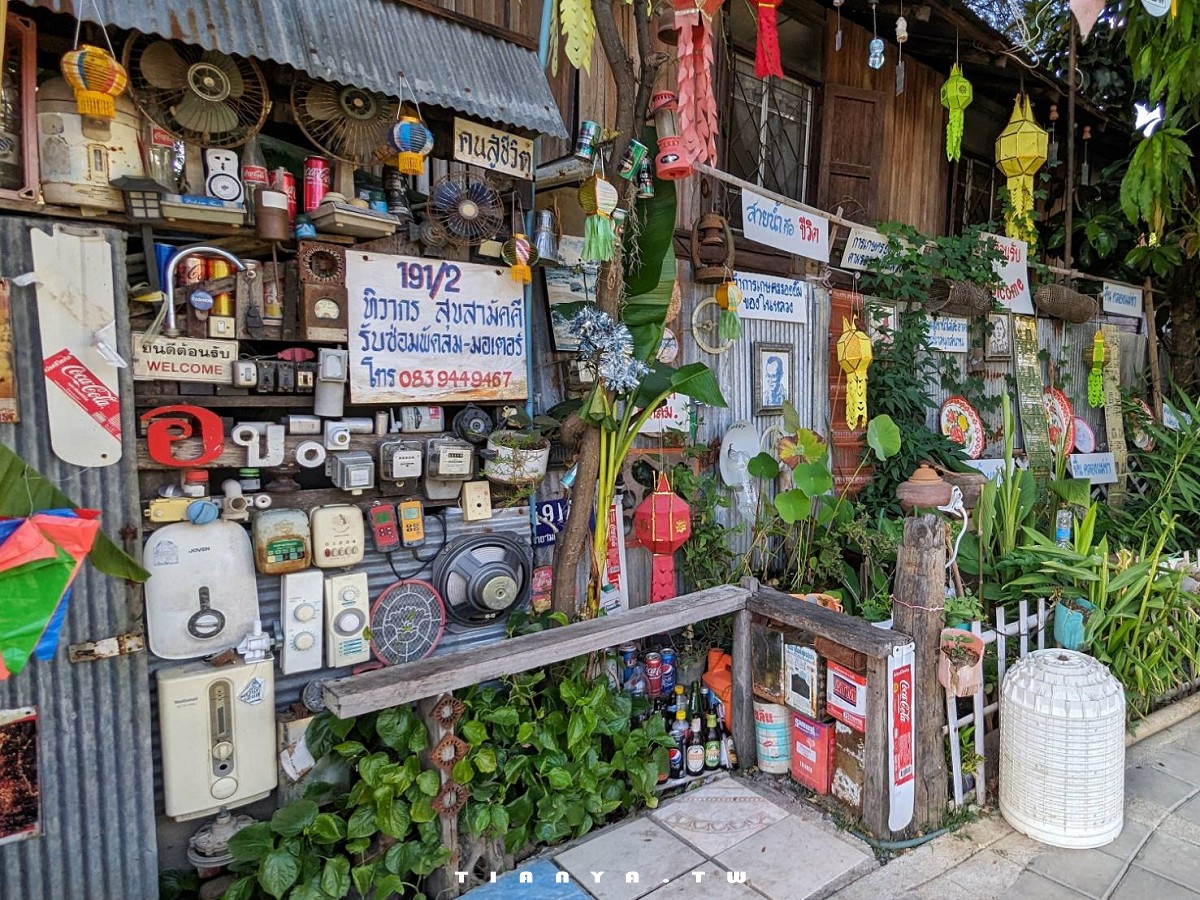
left=674, top=0, right=724, bottom=165
left=633, top=472, right=692, bottom=603
left=60, top=45, right=128, bottom=120
left=651, top=91, right=694, bottom=180
left=1088, top=330, right=1105, bottom=408
left=579, top=174, right=619, bottom=262
left=501, top=233, right=539, bottom=284
left=940, top=64, right=973, bottom=163
left=837, top=317, right=873, bottom=429
left=716, top=278, right=743, bottom=341
left=755, top=0, right=783, bottom=79
left=388, top=115, right=434, bottom=176
left=995, top=94, right=1048, bottom=245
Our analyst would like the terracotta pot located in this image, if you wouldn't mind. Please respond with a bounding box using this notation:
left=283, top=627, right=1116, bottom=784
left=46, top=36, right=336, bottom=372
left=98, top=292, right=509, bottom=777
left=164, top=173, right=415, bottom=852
left=943, top=470, right=987, bottom=510
left=896, top=464, right=953, bottom=512
left=790, top=592, right=844, bottom=613
left=937, top=628, right=985, bottom=697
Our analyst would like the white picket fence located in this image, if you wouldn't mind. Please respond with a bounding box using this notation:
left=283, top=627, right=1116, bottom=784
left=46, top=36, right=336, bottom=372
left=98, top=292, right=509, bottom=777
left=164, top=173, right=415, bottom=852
left=945, top=598, right=1051, bottom=808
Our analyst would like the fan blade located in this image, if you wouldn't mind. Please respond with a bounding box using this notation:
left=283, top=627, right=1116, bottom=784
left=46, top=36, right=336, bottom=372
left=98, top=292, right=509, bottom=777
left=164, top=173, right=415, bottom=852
left=175, top=92, right=239, bottom=136
left=200, top=49, right=245, bottom=99
left=303, top=82, right=342, bottom=122
left=139, top=40, right=189, bottom=90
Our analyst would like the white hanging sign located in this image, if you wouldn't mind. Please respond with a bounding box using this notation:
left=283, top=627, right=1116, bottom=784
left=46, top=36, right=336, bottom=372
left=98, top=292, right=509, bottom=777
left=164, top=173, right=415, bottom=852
left=1068, top=452, right=1118, bottom=484
left=639, top=392, right=691, bottom=435
left=732, top=271, right=810, bottom=324
left=345, top=254, right=528, bottom=404
left=741, top=187, right=830, bottom=263
left=926, top=316, right=969, bottom=353
left=841, top=226, right=892, bottom=271
left=1101, top=281, right=1143, bottom=319
left=984, top=233, right=1034, bottom=315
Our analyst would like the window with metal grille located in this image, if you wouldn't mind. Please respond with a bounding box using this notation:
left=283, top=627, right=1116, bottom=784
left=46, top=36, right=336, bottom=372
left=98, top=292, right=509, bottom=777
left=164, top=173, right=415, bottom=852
left=725, top=56, right=815, bottom=226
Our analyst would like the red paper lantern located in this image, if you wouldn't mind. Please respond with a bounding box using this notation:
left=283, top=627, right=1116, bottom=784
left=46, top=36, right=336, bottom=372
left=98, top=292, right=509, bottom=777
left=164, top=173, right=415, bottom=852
left=755, top=0, right=784, bottom=78
left=633, top=473, right=692, bottom=603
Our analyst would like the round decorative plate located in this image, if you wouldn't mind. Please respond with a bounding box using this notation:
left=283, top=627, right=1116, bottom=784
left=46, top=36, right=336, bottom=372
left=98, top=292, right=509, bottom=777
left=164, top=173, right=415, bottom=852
left=1073, top=417, right=1096, bottom=454
left=939, top=396, right=986, bottom=459
left=1042, top=387, right=1075, bottom=454
left=1129, top=398, right=1156, bottom=451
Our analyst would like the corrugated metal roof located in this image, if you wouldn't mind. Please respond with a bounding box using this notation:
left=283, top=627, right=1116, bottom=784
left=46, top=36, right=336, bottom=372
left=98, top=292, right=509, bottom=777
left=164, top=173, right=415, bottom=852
left=0, top=219, right=158, bottom=899
left=25, top=0, right=568, bottom=139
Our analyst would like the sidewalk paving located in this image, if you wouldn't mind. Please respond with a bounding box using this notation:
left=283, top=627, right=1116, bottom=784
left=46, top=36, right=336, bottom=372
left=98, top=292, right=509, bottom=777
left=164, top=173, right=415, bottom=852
left=464, top=710, right=1200, bottom=900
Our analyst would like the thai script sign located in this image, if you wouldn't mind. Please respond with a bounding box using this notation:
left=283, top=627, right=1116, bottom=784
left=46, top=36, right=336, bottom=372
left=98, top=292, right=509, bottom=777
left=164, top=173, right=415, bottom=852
left=1102, top=281, right=1143, bottom=319
left=1069, top=452, right=1118, bottom=484
left=740, top=187, right=830, bottom=263
left=453, top=117, right=534, bottom=180
left=926, top=315, right=969, bottom=353
left=841, top=226, right=891, bottom=271
left=346, top=254, right=527, bottom=403
left=732, top=271, right=810, bottom=324
left=639, top=392, right=690, bottom=434
left=132, top=334, right=237, bottom=384
left=984, top=233, right=1034, bottom=315
left=534, top=498, right=569, bottom=548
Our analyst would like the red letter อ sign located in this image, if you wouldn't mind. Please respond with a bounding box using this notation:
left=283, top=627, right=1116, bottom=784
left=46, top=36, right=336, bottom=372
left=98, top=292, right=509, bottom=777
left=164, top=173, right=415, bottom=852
left=345, top=254, right=528, bottom=403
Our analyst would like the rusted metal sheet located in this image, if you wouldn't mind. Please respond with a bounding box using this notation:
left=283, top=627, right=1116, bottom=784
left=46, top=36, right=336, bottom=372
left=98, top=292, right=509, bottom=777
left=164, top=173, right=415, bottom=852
left=25, top=0, right=568, bottom=139
left=0, top=218, right=158, bottom=898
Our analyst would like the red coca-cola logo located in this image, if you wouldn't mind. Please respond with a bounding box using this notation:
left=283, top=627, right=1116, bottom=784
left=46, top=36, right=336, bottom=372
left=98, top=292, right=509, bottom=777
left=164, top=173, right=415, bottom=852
left=57, top=364, right=117, bottom=407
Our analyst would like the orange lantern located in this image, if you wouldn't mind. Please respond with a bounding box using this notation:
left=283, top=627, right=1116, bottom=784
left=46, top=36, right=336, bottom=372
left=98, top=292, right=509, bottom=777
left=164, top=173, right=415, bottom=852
left=60, top=45, right=128, bottom=120
left=633, top=473, right=692, bottom=603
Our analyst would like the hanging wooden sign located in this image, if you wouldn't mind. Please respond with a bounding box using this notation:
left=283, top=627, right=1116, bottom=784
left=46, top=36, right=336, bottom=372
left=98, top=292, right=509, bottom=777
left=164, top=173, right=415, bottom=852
left=1101, top=324, right=1128, bottom=506
left=132, top=334, right=238, bottom=384
left=453, top=118, right=534, bottom=180
left=1013, top=316, right=1052, bottom=478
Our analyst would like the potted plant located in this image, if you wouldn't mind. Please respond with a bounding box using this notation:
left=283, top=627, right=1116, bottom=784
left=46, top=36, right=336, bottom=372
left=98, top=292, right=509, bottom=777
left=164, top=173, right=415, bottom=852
left=1052, top=594, right=1095, bottom=651
left=482, top=409, right=556, bottom=485
left=944, top=590, right=982, bottom=630
left=938, top=628, right=985, bottom=697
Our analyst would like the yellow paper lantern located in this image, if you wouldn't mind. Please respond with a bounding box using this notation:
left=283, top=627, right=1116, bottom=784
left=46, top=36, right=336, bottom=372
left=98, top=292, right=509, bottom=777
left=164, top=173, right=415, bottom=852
left=61, top=45, right=128, bottom=120
left=836, top=316, right=872, bottom=429
left=995, top=94, right=1048, bottom=245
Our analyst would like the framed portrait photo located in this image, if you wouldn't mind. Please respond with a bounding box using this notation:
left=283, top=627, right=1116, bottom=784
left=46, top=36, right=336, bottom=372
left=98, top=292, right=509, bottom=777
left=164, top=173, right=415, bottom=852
left=985, top=312, right=1012, bottom=360
left=752, top=342, right=793, bottom=416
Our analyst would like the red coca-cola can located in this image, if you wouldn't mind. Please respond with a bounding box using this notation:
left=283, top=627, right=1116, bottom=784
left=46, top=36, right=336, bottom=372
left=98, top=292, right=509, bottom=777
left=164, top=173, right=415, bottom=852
left=644, top=651, right=663, bottom=696
left=179, top=255, right=206, bottom=285
left=303, top=156, right=331, bottom=213
left=272, top=168, right=297, bottom=222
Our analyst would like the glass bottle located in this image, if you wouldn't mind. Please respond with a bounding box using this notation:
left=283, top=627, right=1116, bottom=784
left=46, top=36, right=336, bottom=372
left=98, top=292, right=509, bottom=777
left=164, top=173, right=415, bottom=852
left=685, top=718, right=706, bottom=776
left=704, top=713, right=720, bottom=771
left=0, top=44, right=22, bottom=191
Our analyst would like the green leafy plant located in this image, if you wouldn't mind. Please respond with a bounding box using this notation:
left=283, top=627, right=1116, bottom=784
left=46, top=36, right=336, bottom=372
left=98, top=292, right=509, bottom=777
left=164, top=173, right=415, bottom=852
left=670, top=461, right=739, bottom=591
left=944, top=590, right=983, bottom=628
left=223, top=708, right=449, bottom=900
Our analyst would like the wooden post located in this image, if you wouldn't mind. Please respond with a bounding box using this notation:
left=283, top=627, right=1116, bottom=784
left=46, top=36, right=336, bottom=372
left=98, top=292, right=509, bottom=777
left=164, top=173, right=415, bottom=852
left=1144, top=275, right=1163, bottom=418
left=891, top=515, right=948, bottom=834
left=862, top=653, right=892, bottom=838
left=418, top=696, right=460, bottom=900
left=734, top=578, right=757, bottom=770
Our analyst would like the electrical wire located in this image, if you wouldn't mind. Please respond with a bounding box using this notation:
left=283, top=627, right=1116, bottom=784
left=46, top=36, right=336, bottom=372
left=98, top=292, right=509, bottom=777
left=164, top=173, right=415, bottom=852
left=385, top=510, right=448, bottom=581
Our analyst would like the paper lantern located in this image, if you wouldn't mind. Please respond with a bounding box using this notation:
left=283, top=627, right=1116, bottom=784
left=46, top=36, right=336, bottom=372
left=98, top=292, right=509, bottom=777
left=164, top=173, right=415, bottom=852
left=633, top=473, right=692, bottom=603
left=674, top=0, right=724, bottom=165
left=578, top=175, right=619, bottom=262
left=995, top=94, right=1048, bottom=244
left=716, top=279, right=742, bottom=341
left=501, top=233, right=539, bottom=284
left=755, top=0, right=783, bottom=79
left=388, top=115, right=434, bottom=176
left=60, top=45, right=128, bottom=120
left=940, top=64, right=973, bottom=163
left=837, top=317, right=873, bottom=429
left=1088, top=330, right=1105, bottom=408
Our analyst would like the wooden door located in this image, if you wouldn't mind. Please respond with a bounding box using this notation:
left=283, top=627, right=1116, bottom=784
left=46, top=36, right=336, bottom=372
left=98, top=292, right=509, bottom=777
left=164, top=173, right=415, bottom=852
left=817, top=85, right=884, bottom=222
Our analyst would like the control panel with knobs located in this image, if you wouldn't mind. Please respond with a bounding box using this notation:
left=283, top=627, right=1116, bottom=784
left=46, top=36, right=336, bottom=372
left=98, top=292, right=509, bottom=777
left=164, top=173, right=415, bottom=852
left=279, top=570, right=325, bottom=674
left=324, top=572, right=371, bottom=667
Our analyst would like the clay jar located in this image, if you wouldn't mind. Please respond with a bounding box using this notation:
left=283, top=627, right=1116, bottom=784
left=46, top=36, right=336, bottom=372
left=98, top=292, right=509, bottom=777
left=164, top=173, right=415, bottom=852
left=896, top=464, right=953, bottom=512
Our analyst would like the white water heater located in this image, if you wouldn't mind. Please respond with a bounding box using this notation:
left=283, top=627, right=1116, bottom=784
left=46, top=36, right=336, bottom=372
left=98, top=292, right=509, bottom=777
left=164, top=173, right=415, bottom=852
left=157, top=658, right=278, bottom=820
left=37, top=76, right=144, bottom=210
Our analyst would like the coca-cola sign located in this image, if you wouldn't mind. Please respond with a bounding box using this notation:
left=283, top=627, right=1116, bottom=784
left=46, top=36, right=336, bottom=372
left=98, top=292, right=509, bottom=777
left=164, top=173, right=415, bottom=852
left=43, top=348, right=121, bottom=438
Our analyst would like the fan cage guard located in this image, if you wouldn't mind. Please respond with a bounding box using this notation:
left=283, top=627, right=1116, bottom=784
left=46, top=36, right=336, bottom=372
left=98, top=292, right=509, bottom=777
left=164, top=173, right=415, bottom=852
left=123, top=33, right=269, bottom=148
left=370, top=578, right=446, bottom=665
left=428, top=171, right=504, bottom=246
left=433, top=532, right=531, bottom=628
left=291, top=75, right=398, bottom=166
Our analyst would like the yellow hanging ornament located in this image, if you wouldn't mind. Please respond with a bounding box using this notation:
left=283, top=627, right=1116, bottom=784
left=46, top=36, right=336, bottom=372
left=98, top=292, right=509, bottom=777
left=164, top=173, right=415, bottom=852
left=1087, top=330, right=1105, bottom=408
left=995, top=93, right=1048, bottom=245
left=836, top=317, right=873, bottom=429
left=559, top=0, right=596, bottom=73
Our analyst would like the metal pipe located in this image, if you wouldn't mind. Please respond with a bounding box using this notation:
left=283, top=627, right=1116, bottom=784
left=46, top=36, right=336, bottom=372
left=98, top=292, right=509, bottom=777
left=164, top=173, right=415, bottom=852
left=163, top=245, right=247, bottom=336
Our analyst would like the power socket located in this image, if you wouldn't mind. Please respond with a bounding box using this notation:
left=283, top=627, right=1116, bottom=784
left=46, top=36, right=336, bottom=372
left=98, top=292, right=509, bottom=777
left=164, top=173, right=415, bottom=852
left=460, top=481, right=492, bottom=521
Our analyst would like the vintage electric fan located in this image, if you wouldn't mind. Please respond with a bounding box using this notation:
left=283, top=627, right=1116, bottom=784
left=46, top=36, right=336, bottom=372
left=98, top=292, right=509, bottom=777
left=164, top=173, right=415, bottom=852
left=291, top=74, right=397, bottom=165
left=432, top=532, right=531, bottom=628
left=370, top=579, right=446, bottom=664
left=633, top=473, right=692, bottom=603
left=123, top=34, right=269, bottom=147
left=429, top=171, right=504, bottom=246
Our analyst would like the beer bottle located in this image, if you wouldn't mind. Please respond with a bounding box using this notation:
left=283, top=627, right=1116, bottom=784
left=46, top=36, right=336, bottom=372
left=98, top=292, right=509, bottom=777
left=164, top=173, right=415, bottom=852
left=704, top=713, right=720, bottom=771
left=685, top=717, right=706, bottom=776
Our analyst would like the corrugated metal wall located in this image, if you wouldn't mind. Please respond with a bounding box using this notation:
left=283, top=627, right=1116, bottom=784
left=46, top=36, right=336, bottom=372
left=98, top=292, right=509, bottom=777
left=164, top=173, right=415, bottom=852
left=0, top=218, right=158, bottom=898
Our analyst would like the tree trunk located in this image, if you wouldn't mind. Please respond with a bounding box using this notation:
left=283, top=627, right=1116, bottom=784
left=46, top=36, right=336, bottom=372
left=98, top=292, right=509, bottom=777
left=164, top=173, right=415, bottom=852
left=1168, top=260, right=1200, bottom=393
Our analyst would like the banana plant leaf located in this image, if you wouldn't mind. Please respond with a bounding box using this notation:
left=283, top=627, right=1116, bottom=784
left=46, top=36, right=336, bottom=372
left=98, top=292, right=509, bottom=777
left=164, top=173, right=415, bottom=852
left=0, top=443, right=147, bottom=582
left=623, top=126, right=678, bottom=363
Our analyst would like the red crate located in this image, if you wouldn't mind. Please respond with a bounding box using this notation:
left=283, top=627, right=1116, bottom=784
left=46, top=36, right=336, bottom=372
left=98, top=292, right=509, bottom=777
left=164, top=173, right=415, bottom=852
left=790, top=712, right=835, bottom=794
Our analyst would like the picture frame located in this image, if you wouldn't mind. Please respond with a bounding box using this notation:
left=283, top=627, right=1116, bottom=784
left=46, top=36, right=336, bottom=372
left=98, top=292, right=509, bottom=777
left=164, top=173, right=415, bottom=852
left=752, top=342, right=794, bottom=416
left=541, top=235, right=599, bottom=353
left=985, top=312, right=1013, bottom=360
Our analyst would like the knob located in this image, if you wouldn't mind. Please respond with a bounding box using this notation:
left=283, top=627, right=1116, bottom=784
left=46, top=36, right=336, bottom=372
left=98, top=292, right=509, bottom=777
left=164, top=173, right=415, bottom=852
left=211, top=777, right=238, bottom=800
left=294, top=632, right=315, bottom=651
left=294, top=603, right=315, bottom=622
left=212, top=741, right=234, bottom=760
left=340, top=585, right=359, bottom=602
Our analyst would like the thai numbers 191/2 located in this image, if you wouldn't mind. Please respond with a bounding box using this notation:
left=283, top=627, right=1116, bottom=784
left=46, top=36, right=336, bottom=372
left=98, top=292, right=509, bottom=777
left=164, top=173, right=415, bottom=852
left=397, top=260, right=462, bottom=299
